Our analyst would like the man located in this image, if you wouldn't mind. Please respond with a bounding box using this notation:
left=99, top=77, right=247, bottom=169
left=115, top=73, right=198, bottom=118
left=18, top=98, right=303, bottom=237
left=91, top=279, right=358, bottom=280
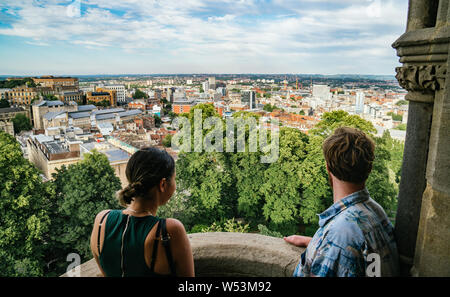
left=285, top=127, right=399, bottom=277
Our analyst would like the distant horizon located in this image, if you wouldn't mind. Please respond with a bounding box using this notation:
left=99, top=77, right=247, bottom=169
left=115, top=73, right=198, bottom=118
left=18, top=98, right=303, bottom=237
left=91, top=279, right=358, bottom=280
left=0, top=73, right=397, bottom=78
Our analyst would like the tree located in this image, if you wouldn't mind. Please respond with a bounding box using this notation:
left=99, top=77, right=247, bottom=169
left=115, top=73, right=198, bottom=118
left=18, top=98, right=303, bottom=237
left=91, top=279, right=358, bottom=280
left=133, top=89, right=149, bottom=99
left=43, top=94, right=59, bottom=101
left=311, top=110, right=377, bottom=137
left=263, top=104, right=280, bottom=112
left=162, top=134, right=173, bottom=147
left=154, top=115, right=162, bottom=127
left=12, top=114, right=32, bottom=134
left=298, top=135, right=333, bottom=225
left=0, top=132, right=54, bottom=276
left=259, top=128, right=309, bottom=234
left=395, top=123, right=407, bottom=131
left=396, top=100, right=408, bottom=106
left=366, top=136, right=398, bottom=219
left=0, top=99, right=10, bottom=108
left=47, top=151, right=121, bottom=275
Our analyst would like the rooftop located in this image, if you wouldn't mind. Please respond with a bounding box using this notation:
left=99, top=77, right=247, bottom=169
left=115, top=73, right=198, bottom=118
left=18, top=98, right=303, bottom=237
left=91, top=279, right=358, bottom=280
left=0, top=107, right=25, bottom=113
left=34, top=100, right=65, bottom=107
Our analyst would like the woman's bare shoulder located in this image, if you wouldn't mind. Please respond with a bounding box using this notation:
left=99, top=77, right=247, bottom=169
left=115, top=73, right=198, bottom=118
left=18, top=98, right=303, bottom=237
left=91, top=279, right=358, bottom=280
left=164, top=218, right=187, bottom=236
left=93, top=209, right=112, bottom=225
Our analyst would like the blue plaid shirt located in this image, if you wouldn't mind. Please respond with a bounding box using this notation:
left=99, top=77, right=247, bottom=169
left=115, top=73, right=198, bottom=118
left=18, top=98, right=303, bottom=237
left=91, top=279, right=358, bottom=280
left=293, top=188, right=399, bottom=277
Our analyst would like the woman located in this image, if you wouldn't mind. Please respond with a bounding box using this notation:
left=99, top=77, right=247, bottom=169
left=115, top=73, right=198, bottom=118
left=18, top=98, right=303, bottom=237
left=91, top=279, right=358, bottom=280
left=90, top=147, right=194, bottom=277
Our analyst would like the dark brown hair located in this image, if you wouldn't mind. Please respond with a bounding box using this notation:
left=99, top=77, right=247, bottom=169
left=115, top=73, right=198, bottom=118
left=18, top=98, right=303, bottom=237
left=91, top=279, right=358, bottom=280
left=322, top=127, right=375, bottom=184
left=117, top=147, right=175, bottom=206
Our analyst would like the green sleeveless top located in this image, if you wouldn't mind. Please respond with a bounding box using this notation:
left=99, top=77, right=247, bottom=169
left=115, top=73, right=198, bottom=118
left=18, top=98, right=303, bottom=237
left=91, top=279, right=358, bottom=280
left=98, top=209, right=167, bottom=277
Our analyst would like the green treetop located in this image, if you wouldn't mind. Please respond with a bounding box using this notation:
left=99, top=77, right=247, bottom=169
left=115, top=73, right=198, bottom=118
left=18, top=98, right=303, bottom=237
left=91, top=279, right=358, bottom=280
left=0, top=132, right=54, bottom=276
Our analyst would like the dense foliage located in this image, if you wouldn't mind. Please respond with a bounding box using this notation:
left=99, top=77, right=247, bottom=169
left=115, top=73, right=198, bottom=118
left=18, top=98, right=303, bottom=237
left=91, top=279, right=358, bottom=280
left=0, top=132, right=54, bottom=276
left=0, top=99, right=10, bottom=108
left=46, top=151, right=122, bottom=276
left=12, top=114, right=32, bottom=134
left=0, top=78, right=36, bottom=88
left=160, top=107, right=403, bottom=236
left=132, top=89, right=149, bottom=99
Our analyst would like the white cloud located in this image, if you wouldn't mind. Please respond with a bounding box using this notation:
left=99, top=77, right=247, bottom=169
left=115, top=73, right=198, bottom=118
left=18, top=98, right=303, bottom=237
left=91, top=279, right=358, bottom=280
left=0, top=0, right=408, bottom=74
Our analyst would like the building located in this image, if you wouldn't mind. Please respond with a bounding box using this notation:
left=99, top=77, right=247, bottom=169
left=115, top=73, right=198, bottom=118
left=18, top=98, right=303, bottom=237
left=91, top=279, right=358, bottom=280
left=0, top=88, right=12, bottom=100
left=208, top=77, right=216, bottom=90
left=0, top=120, right=14, bottom=136
left=0, top=106, right=30, bottom=136
left=32, top=100, right=77, bottom=130
left=42, top=110, right=68, bottom=129
left=217, top=87, right=227, bottom=97
left=61, top=91, right=84, bottom=104
left=27, top=134, right=81, bottom=179
left=128, top=99, right=147, bottom=111
left=103, top=85, right=126, bottom=103
left=86, top=88, right=117, bottom=106
left=241, top=90, right=257, bottom=109
left=142, top=115, right=156, bottom=129
left=355, top=91, right=365, bottom=114
left=172, top=98, right=196, bottom=114
left=154, top=89, right=162, bottom=101
left=202, top=81, right=209, bottom=93
left=32, top=76, right=79, bottom=91
left=6, top=86, right=39, bottom=105
left=312, top=84, right=331, bottom=101
left=152, top=105, right=162, bottom=118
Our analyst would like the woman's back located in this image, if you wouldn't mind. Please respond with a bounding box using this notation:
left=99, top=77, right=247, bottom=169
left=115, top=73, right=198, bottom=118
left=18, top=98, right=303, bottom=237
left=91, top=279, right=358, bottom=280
left=92, top=209, right=193, bottom=277
left=98, top=210, right=173, bottom=277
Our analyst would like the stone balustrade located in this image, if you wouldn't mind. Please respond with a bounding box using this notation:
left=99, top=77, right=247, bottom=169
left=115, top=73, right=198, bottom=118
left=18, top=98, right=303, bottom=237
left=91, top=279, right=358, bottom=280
left=61, top=232, right=304, bottom=277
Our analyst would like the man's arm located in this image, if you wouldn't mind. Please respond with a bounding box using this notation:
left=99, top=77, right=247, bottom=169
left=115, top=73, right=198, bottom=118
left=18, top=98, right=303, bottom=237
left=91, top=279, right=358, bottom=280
left=284, top=235, right=312, bottom=247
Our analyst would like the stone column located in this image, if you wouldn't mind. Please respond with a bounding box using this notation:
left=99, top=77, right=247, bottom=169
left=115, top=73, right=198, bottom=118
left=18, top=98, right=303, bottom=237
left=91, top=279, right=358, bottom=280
left=393, top=0, right=450, bottom=276
left=412, top=61, right=450, bottom=277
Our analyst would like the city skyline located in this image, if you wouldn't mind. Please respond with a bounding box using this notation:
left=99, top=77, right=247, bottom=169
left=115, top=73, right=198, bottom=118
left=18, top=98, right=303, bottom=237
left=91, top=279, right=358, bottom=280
left=0, top=0, right=408, bottom=76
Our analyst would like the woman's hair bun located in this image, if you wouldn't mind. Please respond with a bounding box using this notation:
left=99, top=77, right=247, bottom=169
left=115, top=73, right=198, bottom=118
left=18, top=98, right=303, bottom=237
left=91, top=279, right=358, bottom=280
left=117, top=181, right=145, bottom=206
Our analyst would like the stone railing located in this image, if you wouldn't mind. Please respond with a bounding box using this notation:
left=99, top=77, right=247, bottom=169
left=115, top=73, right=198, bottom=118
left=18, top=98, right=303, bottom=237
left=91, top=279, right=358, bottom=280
left=61, top=232, right=304, bottom=277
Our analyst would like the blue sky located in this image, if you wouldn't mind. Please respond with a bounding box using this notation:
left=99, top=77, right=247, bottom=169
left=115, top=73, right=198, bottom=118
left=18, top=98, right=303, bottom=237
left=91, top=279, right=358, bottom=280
left=0, top=0, right=408, bottom=76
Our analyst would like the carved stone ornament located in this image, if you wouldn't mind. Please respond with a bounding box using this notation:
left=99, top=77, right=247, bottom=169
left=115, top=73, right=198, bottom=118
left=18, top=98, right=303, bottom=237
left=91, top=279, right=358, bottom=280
left=395, top=65, right=447, bottom=92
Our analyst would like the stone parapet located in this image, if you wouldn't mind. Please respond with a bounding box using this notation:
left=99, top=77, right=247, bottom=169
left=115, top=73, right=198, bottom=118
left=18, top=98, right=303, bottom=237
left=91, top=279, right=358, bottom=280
left=61, top=232, right=304, bottom=277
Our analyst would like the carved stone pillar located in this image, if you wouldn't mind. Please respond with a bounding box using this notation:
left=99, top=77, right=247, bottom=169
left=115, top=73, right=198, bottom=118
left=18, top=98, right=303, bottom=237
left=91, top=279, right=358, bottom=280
left=393, top=0, right=450, bottom=277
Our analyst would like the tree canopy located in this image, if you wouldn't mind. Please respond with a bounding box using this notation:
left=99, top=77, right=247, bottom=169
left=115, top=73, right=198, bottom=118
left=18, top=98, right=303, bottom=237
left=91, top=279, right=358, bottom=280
left=0, top=132, right=54, bottom=276
left=12, top=114, right=32, bottom=134
left=165, top=109, right=402, bottom=236
left=133, top=89, right=149, bottom=99
left=47, top=150, right=121, bottom=275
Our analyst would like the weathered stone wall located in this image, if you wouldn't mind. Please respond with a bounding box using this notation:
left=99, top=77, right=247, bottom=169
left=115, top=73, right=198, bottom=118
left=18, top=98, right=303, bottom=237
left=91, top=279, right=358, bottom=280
left=61, top=232, right=304, bottom=277
left=393, top=0, right=450, bottom=276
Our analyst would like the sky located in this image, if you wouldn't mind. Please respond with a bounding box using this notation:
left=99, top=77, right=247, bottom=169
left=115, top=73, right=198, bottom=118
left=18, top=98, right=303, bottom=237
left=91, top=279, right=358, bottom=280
left=0, top=0, right=408, bottom=76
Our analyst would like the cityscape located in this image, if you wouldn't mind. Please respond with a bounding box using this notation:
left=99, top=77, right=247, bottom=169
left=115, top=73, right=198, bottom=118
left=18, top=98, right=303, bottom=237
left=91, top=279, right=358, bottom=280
left=0, top=73, right=407, bottom=186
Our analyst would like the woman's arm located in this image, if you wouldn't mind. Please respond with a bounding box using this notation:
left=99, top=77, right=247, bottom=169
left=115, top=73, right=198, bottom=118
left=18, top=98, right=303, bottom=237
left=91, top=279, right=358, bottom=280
left=89, top=210, right=110, bottom=277
left=166, top=218, right=195, bottom=277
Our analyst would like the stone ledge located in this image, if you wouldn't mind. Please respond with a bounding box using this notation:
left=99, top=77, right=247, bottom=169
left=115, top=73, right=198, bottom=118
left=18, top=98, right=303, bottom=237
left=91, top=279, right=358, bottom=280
left=61, top=232, right=305, bottom=277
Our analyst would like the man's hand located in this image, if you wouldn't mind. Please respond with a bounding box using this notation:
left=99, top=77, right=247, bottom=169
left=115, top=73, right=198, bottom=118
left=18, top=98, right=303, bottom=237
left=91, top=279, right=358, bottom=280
left=283, top=235, right=312, bottom=247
